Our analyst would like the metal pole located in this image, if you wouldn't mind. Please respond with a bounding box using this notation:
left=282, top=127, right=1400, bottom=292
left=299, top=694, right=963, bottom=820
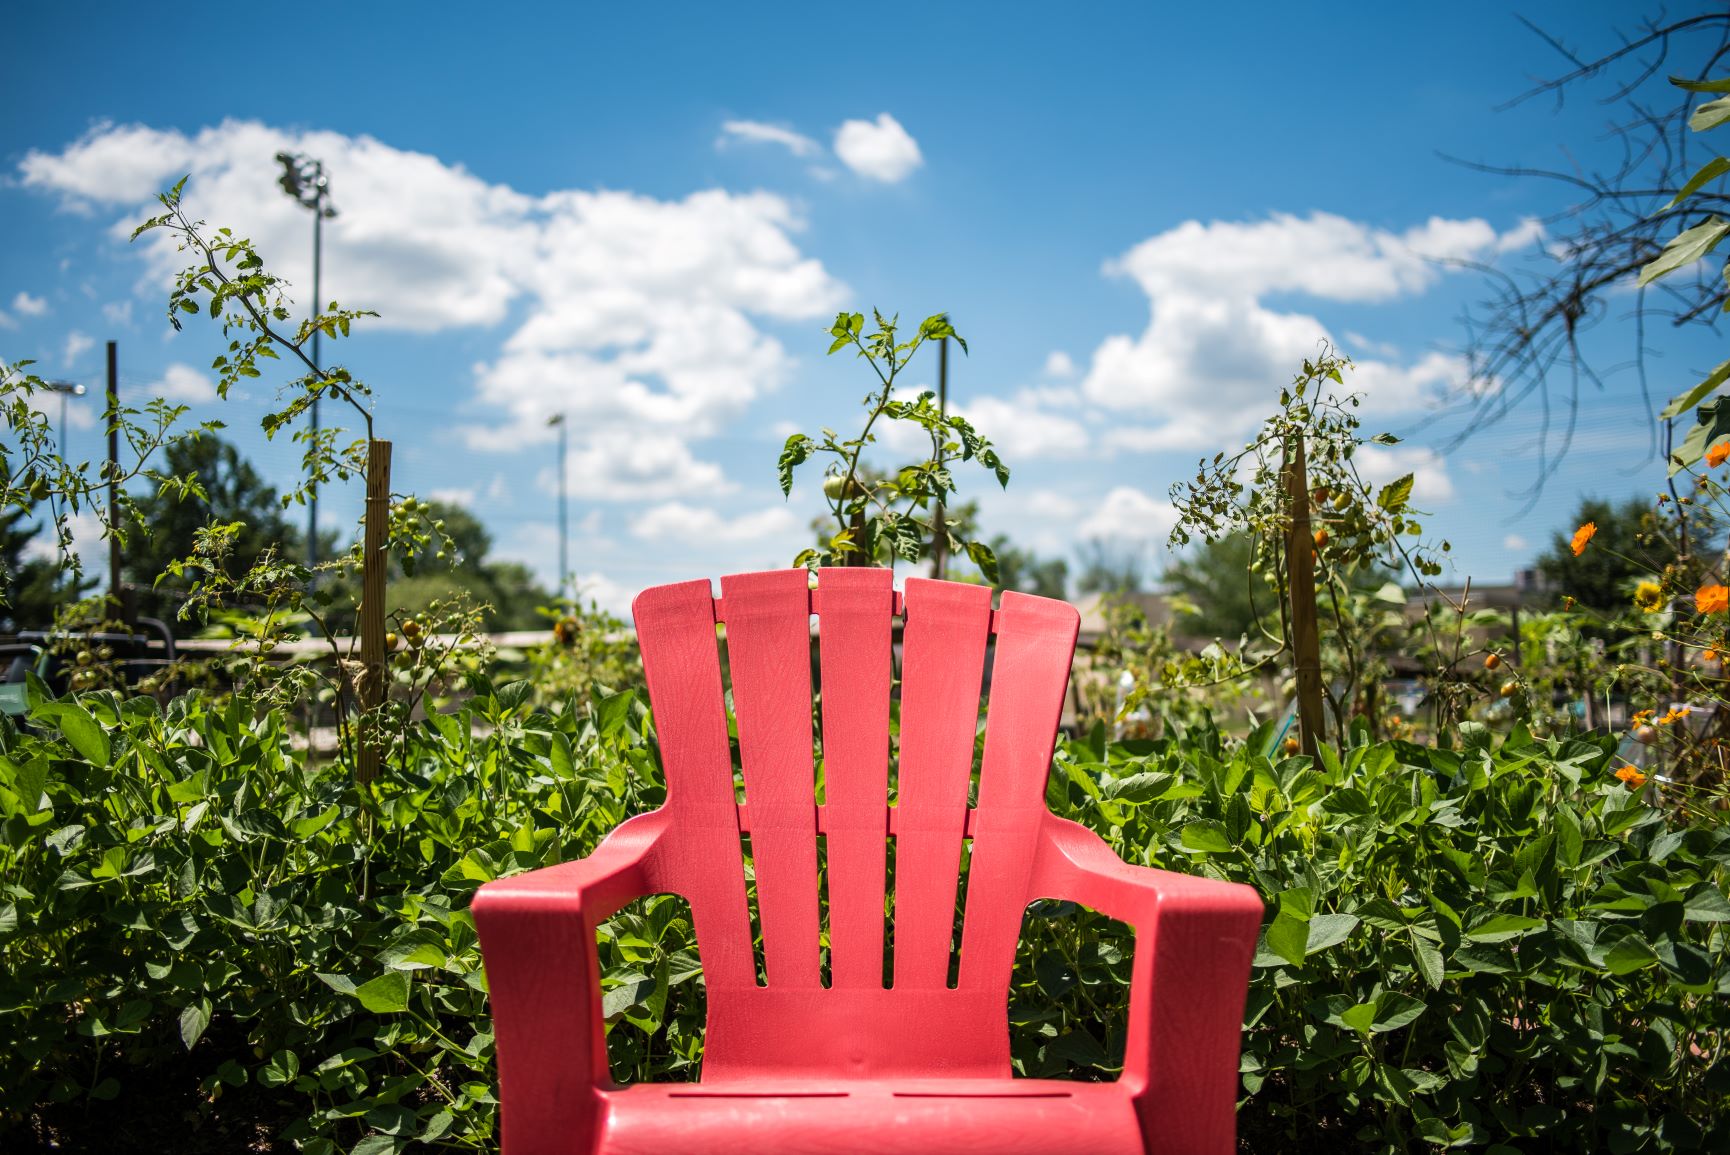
left=308, top=187, right=322, bottom=570
left=106, top=341, right=121, bottom=620
left=557, top=415, right=568, bottom=601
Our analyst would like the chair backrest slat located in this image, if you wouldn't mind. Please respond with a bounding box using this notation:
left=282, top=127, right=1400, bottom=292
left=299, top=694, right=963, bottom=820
left=814, top=567, right=896, bottom=990
left=956, top=590, right=1080, bottom=991
left=631, top=579, right=756, bottom=992
left=892, top=577, right=993, bottom=991
left=719, top=569, right=822, bottom=990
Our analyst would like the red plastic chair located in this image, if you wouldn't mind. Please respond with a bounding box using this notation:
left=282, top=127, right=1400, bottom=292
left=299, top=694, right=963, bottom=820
left=472, top=570, right=1262, bottom=1154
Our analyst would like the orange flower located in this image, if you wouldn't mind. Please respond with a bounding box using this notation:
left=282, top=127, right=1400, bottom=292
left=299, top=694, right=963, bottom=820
left=1698, top=584, right=1730, bottom=614
left=1570, top=522, right=1597, bottom=556
left=1709, top=441, right=1730, bottom=468
left=1704, top=648, right=1720, bottom=663
left=1615, top=765, right=1648, bottom=789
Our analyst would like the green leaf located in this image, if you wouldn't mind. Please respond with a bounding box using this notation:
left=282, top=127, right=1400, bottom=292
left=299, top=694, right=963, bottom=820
left=965, top=539, right=1000, bottom=585
left=1671, top=395, right=1730, bottom=474
left=1375, top=473, right=1415, bottom=513
left=776, top=434, right=813, bottom=497
left=1604, top=933, right=1658, bottom=975
left=352, top=972, right=411, bottom=1014
left=179, top=998, right=212, bottom=1050
left=1668, top=156, right=1730, bottom=208
left=1639, top=217, right=1730, bottom=286
left=1464, top=913, right=1545, bottom=943
left=1672, top=75, right=1730, bottom=94
left=350, top=1136, right=402, bottom=1155
left=1659, top=357, right=1730, bottom=419
left=1179, top=819, right=1232, bottom=854
left=1305, top=914, right=1359, bottom=955
left=1262, top=913, right=1310, bottom=968
left=1691, top=95, right=1730, bottom=133
left=59, top=706, right=111, bottom=765
left=1684, top=884, right=1730, bottom=922
left=1410, top=927, right=1445, bottom=989
left=1372, top=992, right=1427, bottom=1033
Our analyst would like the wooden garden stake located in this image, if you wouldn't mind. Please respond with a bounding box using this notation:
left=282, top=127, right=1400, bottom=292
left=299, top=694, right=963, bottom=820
left=1283, top=436, right=1327, bottom=757
left=356, top=438, right=391, bottom=784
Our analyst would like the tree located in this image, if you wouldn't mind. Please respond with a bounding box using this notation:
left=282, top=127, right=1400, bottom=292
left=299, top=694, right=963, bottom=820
left=1161, top=533, right=1277, bottom=641
left=1075, top=538, right=1151, bottom=595
left=122, top=433, right=297, bottom=621
left=985, top=534, right=1068, bottom=600
left=0, top=509, right=90, bottom=630
left=1452, top=13, right=1730, bottom=494
left=388, top=499, right=551, bottom=631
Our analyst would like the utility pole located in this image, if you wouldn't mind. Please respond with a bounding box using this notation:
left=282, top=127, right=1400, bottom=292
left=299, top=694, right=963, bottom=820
left=548, top=413, right=568, bottom=600
left=275, top=152, right=336, bottom=569
left=931, top=324, right=950, bottom=580
left=106, top=341, right=122, bottom=621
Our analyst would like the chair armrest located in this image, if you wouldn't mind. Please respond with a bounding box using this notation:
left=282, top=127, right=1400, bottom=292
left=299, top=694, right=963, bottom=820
left=1032, top=815, right=1263, bottom=1155
left=471, top=810, right=671, bottom=1154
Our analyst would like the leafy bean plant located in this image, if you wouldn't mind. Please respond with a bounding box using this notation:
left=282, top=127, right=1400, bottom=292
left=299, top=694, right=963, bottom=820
left=1021, top=718, right=1730, bottom=1152
left=0, top=669, right=672, bottom=1153
left=778, top=311, right=1009, bottom=579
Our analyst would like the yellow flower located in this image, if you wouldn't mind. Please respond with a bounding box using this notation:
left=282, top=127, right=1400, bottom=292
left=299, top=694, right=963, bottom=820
left=1634, top=581, right=1665, bottom=613
left=1709, top=441, right=1730, bottom=468
left=1615, top=765, right=1648, bottom=789
left=1698, top=584, right=1730, bottom=614
left=1571, top=522, right=1597, bottom=556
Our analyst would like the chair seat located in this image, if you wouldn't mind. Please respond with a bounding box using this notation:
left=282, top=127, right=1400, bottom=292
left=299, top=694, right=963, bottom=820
left=597, top=1079, right=1145, bottom=1154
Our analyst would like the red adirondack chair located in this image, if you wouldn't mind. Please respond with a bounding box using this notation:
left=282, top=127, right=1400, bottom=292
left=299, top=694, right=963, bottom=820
left=472, top=569, right=1262, bottom=1154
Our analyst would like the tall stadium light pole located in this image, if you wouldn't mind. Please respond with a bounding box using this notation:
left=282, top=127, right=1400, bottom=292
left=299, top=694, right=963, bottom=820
left=275, top=152, right=337, bottom=569
left=548, top=413, right=568, bottom=601
left=44, top=380, right=87, bottom=462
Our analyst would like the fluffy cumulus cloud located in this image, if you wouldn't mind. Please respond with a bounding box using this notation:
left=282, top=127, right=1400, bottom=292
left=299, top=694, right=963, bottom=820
left=1081, top=211, right=1537, bottom=450
left=1078, top=486, right=1178, bottom=544
left=833, top=114, right=922, bottom=183
left=12, top=291, right=48, bottom=317
left=20, top=118, right=848, bottom=501
left=149, top=362, right=218, bottom=403
left=630, top=502, right=798, bottom=542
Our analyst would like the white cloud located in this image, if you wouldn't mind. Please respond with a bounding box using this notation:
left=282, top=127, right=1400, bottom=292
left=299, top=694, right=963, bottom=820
left=12, top=291, right=48, bottom=317
left=631, top=501, right=797, bottom=542
left=1503, top=533, right=1529, bottom=552
left=573, top=571, right=634, bottom=619
left=1355, top=445, right=1455, bottom=504
left=21, top=119, right=850, bottom=500
left=428, top=486, right=477, bottom=508
left=544, top=436, right=733, bottom=502
left=103, top=300, right=133, bottom=327
left=718, top=120, right=821, bottom=158
left=148, top=362, right=217, bottom=403
left=1080, top=211, right=1531, bottom=449
left=1078, top=486, right=1178, bottom=544
left=0, top=311, right=13, bottom=330
left=1026, top=491, right=1082, bottom=519
left=834, top=114, right=922, bottom=183
left=953, top=391, right=1089, bottom=459
left=63, top=331, right=93, bottom=367
left=1043, top=350, right=1076, bottom=379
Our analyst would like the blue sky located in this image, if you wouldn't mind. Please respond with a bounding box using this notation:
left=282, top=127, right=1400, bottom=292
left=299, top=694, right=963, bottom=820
left=3, top=1, right=1719, bottom=613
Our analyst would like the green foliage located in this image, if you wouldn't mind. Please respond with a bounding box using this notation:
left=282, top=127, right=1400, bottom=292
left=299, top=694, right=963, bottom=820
left=0, top=672, right=664, bottom=1151
left=781, top=311, right=1008, bottom=578
left=1032, top=719, right=1730, bottom=1151
left=121, top=432, right=299, bottom=621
